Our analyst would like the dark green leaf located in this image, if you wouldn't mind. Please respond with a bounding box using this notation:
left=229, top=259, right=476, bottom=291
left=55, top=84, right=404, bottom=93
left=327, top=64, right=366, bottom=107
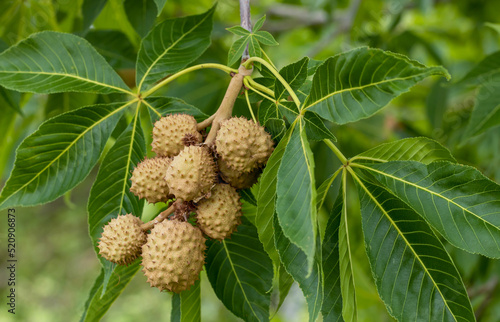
left=0, top=32, right=130, bottom=94
left=81, top=0, right=108, bottom=33
left=264, top=118, right=286, bottom=142
left=351, top=137, right=456, bottom=164
left=0, top=86, right=22, bottom=115
left=153, top=0, right=167, bottom=15
left=321, top=194, right=344, bottom=321
left=276, top=123, right=317, bottom=273
left=303, top=111, right=336, bottom=141
left=360, top=161, right=500, bottom=258
left=86, top=30, right=136, bottom=69
left=274, top=216, right=323, bottom=321
left=205, top=218, right=273, bottom=322
left=80, top=264, right=141, bottom=321
left=124, top=0, right=157, bottom=38
left=136, top=6, right=214, bottom=91
left=145, top=96, right=208, bottom=123
left=275, top=57, right=309, bottom=100
left=0, top=101, right=131, bottom=209
left=258, top=100, right=282, bottom=127
left=304, top=47, right=449, bottom=124
left=426, top=79, right=449, bottom=129
left=44, top=92, right=97, bottom=119
left=458, top=51, right=500, bottom=84
left=464, top=83, right=500, bottom=138
left=171, top=279, right=201, bottom=322
left=354, top=178, right=475, bottom=321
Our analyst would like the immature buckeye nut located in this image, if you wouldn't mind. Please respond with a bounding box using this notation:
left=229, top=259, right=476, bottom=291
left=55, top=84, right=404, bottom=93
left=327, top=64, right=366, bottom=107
left=215, top=117, right=274, bottom=173
left=196, top=183, right=242, bottom=240
left=141, top=220, right=206, bottom=293
left=130, top=157, right=172, bottom=204
left=152, top=114, right=202, bottom=157
left=98, top=214, right=147, bottom=265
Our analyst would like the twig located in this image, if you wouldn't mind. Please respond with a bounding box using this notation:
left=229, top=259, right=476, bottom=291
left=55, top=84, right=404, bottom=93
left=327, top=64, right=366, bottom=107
left=239, top=0, right=252, bottom=61
left=140, top=201, right=177, bottom=231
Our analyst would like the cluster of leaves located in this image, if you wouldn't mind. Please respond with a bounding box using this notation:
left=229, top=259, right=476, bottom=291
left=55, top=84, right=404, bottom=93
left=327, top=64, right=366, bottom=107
left=1, top=4, right=500, bottom=322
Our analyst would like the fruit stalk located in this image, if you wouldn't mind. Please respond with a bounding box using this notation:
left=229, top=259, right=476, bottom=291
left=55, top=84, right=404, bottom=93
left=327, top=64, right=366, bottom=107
left=140, top=201, right=177, bottom=231
left=204, top=65, right=253, bottom=145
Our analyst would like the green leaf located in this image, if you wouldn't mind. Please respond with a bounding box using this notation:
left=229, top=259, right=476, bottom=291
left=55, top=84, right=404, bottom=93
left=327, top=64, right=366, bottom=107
left=351, top=137, right=456, bottom=164
left=136, top=6, right=214, bottom=91
left=0, top=31, right=130, bottom=94
left=316, top=168, right=342, bottom=210
left=0, top=86, right=22, bottom=115
left=0, top=101, right=131, bottom=209
left=264, top=118, right=286, bottom=142
left=354, top=178, right=475, bottom=322
left=81, top=0, right=108, bottom=33
left=275, top=57, right=309, bottom=101
left=227, top=26, right=251, bottom=37
left=44, top=92, right=97, bottom=119
left=88, top=108, right=146, bottom=267
left=359, top=161, right=500, bottom=258
left=253, top=15, right=266, bottom=31
left=276, top=122, right=317, bottom=273
left=171, top=279, right=201, bottom=322
left=205, top=217, right=273, bottom=322
left=321, top=194, right=344, bottom=321
left=248, top=37, right=262, bottom=61
left=80, top=264, right=141, bottom=322
left=463, top=83, right=500, bottom=138
left=258, top=100, right=282, bottom=127
left=303, top=111, right=336, bottom=141
left=254, top=31, right=279, bottom=46
left=338, top=171, right=358, bottom=322
left=255, top=127, right=293, bottom=274
left=145, top=96, right=208, bottom=123
left=228, top=37, right=249, bottom=66
left=124, top=0, right=157, bottom=38
left=274, top=215, right=323, bottom=321
left=304, top=47, right=449, bottom=124
left=153, top=0, right=167, bottom=15
left=86, top=30, right=136, bottom=69
left=458, top=51, right=500, bottom=84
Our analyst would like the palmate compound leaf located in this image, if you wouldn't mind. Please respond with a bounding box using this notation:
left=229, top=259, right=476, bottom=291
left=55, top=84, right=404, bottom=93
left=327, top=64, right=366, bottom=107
left=136, top=6, right=215, bottom=91
left=171, top=279, right=201, bottom=322
left=276, top=120, right=317, bottom=274
left=356, top=161, right=500, bottom=259
left=304, top=47, right=449, bottom=124
left=82, top=104, right=146, bottom=320
left=0, top=101, right=134, bottom=209
left=352, top=175, right=475, bottom=322
left=0, top=31, right=131, bottom=94
left=205, top=217, right=273, bottom=322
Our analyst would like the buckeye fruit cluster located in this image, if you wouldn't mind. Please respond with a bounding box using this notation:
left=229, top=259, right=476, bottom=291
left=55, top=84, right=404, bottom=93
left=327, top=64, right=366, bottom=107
left=97, top=114, right=273, bottom=293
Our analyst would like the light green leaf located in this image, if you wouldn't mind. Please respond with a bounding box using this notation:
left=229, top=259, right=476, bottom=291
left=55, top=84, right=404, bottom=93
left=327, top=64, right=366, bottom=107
left=80, top=264, right=141, bottom=322
left=464, top=83, right=500, bottom=138
left=124, top=0, right=157, bottom=38
left=358, top=161, right=500, bottom=258
left=227, top=26, right=251, bottom=37
left=171, top=279, right=201, bottom=322
left=253, top=15, right=266, bottom=31
left=338, top=171, right=358, bottom=322
left=0, top=101, right=132, bottom=209
left=458, top=51, right=500, bottom=84
left=276, top=121, right=317, bottom=273
left=351, top=137, right=456, bottom=164
left=254, top=31, right=279, bottom=46
left=0, top=31, right=131, bottom=94
left=321, top=193, right=344, bottom=321
left=205, top=217, right=273, bottom=322
left=274, top=215, right=323, bottom=321
left=354, top=177, right=475, bottom=322
left=256, top=127, right=293, bottom=275
left=304, top=47, right=449, bottom=124
left=136, top=6, right=214, bottom=91
left=228, top=37, right=249, bottom=66
left=153, top=0, right=167, bottom=16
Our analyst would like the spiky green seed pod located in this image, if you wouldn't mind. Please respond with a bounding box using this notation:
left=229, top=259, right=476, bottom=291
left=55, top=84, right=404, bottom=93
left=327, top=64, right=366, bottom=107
left=218, top=158, right=261, bottom=189
left=141, top=220, right=206, bottom=293
left=130, top=157, right=172, bottom=204
left=152, top=114, right=202, bottom=157
left=165, top=146, right=216, bottom=201
left=98, top=214, right=147, bottom=265
left=196, top=183, right=242, bottom=240
left=215, top=117, right=274, bottom=173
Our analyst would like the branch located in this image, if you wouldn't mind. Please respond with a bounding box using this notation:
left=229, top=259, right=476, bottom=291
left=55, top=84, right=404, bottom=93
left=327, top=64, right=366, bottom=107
left=239, top=0, right=252, bottom=61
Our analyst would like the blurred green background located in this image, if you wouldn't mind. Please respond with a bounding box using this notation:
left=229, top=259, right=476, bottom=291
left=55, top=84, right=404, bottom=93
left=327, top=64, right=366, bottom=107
left=1, top=0, right=500, bottom=321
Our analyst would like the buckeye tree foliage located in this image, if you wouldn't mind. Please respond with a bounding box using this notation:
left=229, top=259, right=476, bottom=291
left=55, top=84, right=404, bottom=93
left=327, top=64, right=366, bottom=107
left=0, top=3, right=499, bottom=322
